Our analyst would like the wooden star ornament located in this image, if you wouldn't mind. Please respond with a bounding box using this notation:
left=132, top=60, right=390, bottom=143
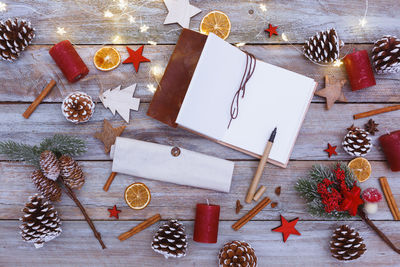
left=265, top=24, right=278, bottom=37
left=108, top=205, right=122, bottom=219
left=272, top=215, right=301, bottom=242
left=315, top=75, right=347, bottom=110
left=94, top=119, right=126, bottom=153
left=324, top=143, right=337, bottom=158
left=163, top=0, right=201, bottom=28
left=123, top=46, right=150, bottom=72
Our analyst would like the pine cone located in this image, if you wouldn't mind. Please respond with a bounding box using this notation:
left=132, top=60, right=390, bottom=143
left=0, top=18, right=35, bottom=62
left=39, top=150, right=60, bottom=181
left=59, top=155, right=85, bottom=189
left=342, top=127, right=372, bottom=157
left=304, top=28, right=343, bottom=63
left=218, top=240, right=257, bottom=267
left=330, top=225, right=366, bottom=261
left=19, top=194, right=62, bottom=248
left=61, top=92, right=95, bottom=124
left=371, top=35, right=400, bottom=74
left=151, top=219, right=188, bottom=259
left=31, top=170, right=62, bottom=202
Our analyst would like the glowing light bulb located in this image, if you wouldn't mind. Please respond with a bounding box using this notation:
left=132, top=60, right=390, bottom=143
left=140, top=24, right=149, bottom=33
left=235, top=42, right=246, bottom=47
left=150, top=65, right=164, bottom=80
left=112, top=35, right=122, bottom=44
left=147, top=84, right=157, bottom=93
left=0, top=2, right=7, bottom=12
left=333, top=60, right=343, bottom=67
left=259, top=4, right=267, bottom=12
left=128, top=15, right=136, bottom=24
left=104, top=10, right=114, bottom=18
left=359, top=17, right=367, bottom=27
left=118, top=0, right=128, bottom=9
left=148, top=41, right=157, bottom=46
left=56, top=27, right=66, bottom=36
left=281, top=33, right=288, bottom=42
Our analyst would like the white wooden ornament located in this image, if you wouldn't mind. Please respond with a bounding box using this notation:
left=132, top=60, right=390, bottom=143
left=163, top=0, right=201, bottom=28
left=100, top=84, right=140, bottom=123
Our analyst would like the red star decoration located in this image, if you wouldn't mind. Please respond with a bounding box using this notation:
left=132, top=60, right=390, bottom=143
left=108, top=205, right=121, bottom=219
left=264, top=24, right=278, bottom=37
left=340, top=186, right=364, bottom=216
left=272, top=215, right=301, bottom=242
left=122, top=45, right=151, bottom=72
left=324, top=143, right=337, bottom=158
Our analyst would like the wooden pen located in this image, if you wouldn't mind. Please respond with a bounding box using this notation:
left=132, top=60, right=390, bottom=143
left=245, top=127, right=277, bottom=203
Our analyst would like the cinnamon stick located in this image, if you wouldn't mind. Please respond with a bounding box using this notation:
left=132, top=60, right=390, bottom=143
left=232, top=197, right=270, bottom=231
left=103, top=172, right=117, bottom=192
left=22, top=79, right=56, bottom=119
left=353, top=104, right=400, bottom=120
left=379, top=177, right=400, bottom=220
left=118, top=214, right=161, bottom=241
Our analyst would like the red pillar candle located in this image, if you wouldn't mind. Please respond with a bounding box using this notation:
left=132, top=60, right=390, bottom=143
left=49, top=40, right=89, bottom=83
left=380, top=130, right=400, bottom=172
left=343, top=49, right=376, bottom=91
left=193, top=203, right=220, bottom=243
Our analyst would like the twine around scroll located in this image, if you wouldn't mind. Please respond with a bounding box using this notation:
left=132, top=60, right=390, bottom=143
left=228, top=52, right=257, bottom=128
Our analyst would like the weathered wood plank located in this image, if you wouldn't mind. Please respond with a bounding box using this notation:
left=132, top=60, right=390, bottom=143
left=1, top=161, right=397, bottom=220
left=0, top=103, right=398, bottom=161
left=1, top=44, right=399, bottom=103
left=4, top=0, right=400, bottom=44
left=1, top=220, right=399, bottom=266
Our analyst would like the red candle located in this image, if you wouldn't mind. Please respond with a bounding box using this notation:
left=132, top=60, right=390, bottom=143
left=193, top=203, right=220, bottom=243
left=49, top=40, right=89, bottom=83
left=343, top=49, right=376, bottom=91
left=380, top=130, right=400, bottom=172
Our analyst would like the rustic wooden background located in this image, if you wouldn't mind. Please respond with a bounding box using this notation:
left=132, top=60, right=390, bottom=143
left=1, top=0, right=400, bottom=266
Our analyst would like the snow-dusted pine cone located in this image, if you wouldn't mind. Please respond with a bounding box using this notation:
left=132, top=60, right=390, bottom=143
left=61, top=92, right=95, bottom=124
left=372, top=35, right=400, bottom=74
left=151, top=219, right=188, bottom=259
left=59, top=155, right=85, bottom=189
left=304, top=28, right=343, bottom=64
left=39, top=150, right=60, bottom=181
left=31, top=170, right=62, bottom=202
left=20, top=194, right=62, bottom=248
left=342, top=126, right=372, bottom=157
left=0, top=18, right=35, bottom=62
left=330, top=225, right=366, bottom=261
left=218, top=240, right=257, bottom=267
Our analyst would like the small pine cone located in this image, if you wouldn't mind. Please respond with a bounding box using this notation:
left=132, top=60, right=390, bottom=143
left=59, top=155, right=85, bottom=189
left=61, top=92, right=95, bottom=124
left=371, top=36, right=400, bottom=74
left=151, top=219, right=188, bottom=259
left=303, top=28, right=343, bottom=63
left=342, top=127, right=372, bottom=157
left=218, top=240, right=257, bottom=267
left=31, top=170, right=62, bottom=202
left=0, top=18, right=35, bottom=62
left=39, top=150, right=60, bottom=181
left=330, top=225, right=366, bottom=261
left=20, top=194, right=62, bottom=248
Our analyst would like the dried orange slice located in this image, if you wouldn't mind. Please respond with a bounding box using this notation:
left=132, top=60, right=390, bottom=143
left=93, top=47, right=121, bottom=71
left=348, top=157, right=372, bottom=182
left=124, top=182, right=151, bottom=210
left=200, top=11, right=231, bottom=40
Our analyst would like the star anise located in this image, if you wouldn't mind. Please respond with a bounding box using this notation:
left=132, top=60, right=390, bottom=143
left=364, top=119, right=379, bottom=135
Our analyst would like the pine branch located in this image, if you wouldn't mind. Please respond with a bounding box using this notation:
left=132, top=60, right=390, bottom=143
left=39, top=135, right=86, bottom=158
left=0, top=141, right=41, bottom=167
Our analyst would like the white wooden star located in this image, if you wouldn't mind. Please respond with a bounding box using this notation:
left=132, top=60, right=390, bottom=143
left=163, top=0, right=201, bottom=28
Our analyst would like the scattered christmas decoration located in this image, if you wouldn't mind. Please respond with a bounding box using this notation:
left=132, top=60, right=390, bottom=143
left=31, top=170, right=62, bottom=202
left=232, top=197, right=271, bottom=231
left=264, top=23, right=278, bottom=37
left=20, top=194, right=62, bottom=248
left=330, top=225, right=366, bottom=261
left=271, top=215, right=301, bottom=242
left=40, top=150, right=60, bottom=181
left=93, top=47, right=121, bottom=71
left=218, top=240, right=257, bottom=267
left=23, top=80, right=56, bottom=119
left=124, top=182, right=151, bottom=210
left=151, top=219, right=188, bottom=259
left=341, top=185, right=364, bottom=216
left=343, top=49, right=376, bottom=91
left=348, top=157, right=371, bottom=183
left=94, top=119, right=126, bottom=154
left=362, top=188, right=382, bottom=215
left=193, top=202, right=220, bottom=243
left=0, top=18, right=35, bottom=62
left=314, top=75, right=347, bottom=110
left=103, top=172, right=117, bottom=192
left=59, top=155, right=85, bottom=189
left=379, top=177, right=400, bottom=220
left=122, top=45, right=150, bottom=72
left=235, top=199, right=243, bottom=214
left=108, top=205, right=121, bottom=219
left=271, top=202, right=278, bottom=208
left=275, top=186, right=281, bottom=196
left=119, top=214, right=161, bottom=241
left=100, top=84, right=140, bottom=123
left=61, top=92, right=95, bottom=124
left=371, top=35, right=400, bottom=74
left=342, top=126, right=372, bottom=157
left=303, top=28, right=343, bottom=64
left=324, top=143, right=337, bottom=158
left=199, top=10, right=231, bottom=40
left=354, top=104, right=400, bottom=120
left=163, top=0, right=201, bottom=28
left=364, top=119, right=379, bottom=135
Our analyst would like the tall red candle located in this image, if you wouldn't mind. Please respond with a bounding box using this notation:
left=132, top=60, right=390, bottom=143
left=49, top=40, right=89, bottom=83
left=343, top=50, right=376, bottom=91
left=193, top=203, right=220, bottom=243
left=380, top=130, right=400, bottom=172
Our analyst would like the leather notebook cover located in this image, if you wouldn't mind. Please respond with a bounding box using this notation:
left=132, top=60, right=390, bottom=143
left=147, top=29, right=207, bottom=127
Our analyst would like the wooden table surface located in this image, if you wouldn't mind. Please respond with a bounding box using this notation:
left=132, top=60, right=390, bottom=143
left=1, top=0, right=400, bottom=266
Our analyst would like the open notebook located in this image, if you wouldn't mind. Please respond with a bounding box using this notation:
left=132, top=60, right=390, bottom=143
left=148, top=30, right=317, bottom=168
